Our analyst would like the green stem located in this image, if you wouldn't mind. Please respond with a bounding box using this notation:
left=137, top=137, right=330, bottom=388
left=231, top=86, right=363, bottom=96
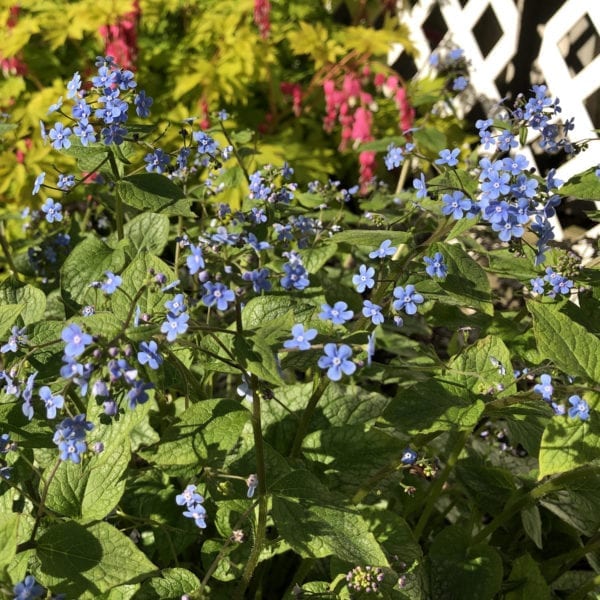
left=289, top=377, right=329, bottom=459
left=395, top=157, right=410, bottom=196
left=0, top=220, right=20, bottom=279
left=413, top=429, right=470, bottom=541
left=235, top=375, right=268, bottom=598
left=29, top=459, right=61, bottom=543
left=115, top=187, right=124, bottom=241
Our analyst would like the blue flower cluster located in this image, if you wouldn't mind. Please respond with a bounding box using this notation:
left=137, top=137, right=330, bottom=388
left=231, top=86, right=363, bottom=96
left=530, top=267, right=574, bottom=298
left=176, top=484, right=207, bottom=529
left=53, top=414, right=94, bottom=464
left=533, top=373, right=589, bottom=419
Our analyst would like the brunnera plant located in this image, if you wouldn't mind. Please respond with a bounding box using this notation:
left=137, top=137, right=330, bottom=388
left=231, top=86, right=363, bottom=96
left=0, top=55, right=599, bottom=600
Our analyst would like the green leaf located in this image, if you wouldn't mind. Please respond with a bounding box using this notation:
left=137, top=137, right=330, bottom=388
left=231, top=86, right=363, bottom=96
left=61, top=235, right=125, bottom=307
left=122, top=212, right=170, bottom=256
left=271, top=471, right=388, bottom=565
left=36, top=521, right=157, bottom=597
left=505, top=553, right=551, bottom=600
left=234, top=334, right=283, bottom=386
left=560, top=170, right=600, bottom=200
left=117, top=174, right=189, bottom=215
left=538, top=393, right=600, bottom=478
left=110, top=253, right=174, bottom=322
left=63, top=138, right=111, bottom=174
left=539, top=465, right=600, bottom=535
left=0, top=280, right=46, bottom=325
left=332, top=229, right=411, bottom=247
left=0, top=303, right=23, bottom=339
left=0, top=512, right=19, bottom=569
left=135, top=568, right=201, bottom=599
left=429, top=526, right=503, bottom=600
left=358, top=135, right=407, bottom=152
left=520, top=505, right=543, bottom=549
left=428, top=168, right=479, bottom=197
left=302, top=243, right=338, bottom=274
left=382, top=379, right=484, bottom=435
left=438, top=244, right=493, bottom=315
left=45, top=402, right=154, bottom=522
left=140, top=399, right=249, bottom=477
left=413, top=127, right=447, bottom=154
left=528, top=301, right=600, bottom=382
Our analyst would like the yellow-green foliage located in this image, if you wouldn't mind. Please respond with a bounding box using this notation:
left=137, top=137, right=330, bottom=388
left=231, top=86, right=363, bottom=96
left=0, top=0, right=417, bottom=206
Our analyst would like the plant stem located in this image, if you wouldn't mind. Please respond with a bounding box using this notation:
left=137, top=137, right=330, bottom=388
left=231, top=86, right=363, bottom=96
left=0, top=220, right=20, bottom=279
left=235, top=374, right=268, bottom=598
left=29, top=459, right=61, bottom=543
left=289, top=377, right=329, bottom=459
left=115, top=187, right=124, bottom=241
left=413, top=428, right=470, bottom=541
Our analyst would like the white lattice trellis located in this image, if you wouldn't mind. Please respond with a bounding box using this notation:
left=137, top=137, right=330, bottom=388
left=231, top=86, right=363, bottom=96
left=390, top=0, right=600, bottom=244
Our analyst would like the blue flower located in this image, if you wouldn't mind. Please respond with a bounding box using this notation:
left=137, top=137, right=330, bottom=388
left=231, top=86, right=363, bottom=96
left=160, top=312, right=189, bottom=342
left=435, top=148, right=459, bottom=166
left=242, top=268, right=272, bottom=293
left=567, top=395, right=590, bottom=420
left=39, top=386, right=64, bottom=419
left=101, top=124, right=127, bottom=145
left=319, top=301, right=353, bottom=325
left=182, top=503, right=208, bottom=528
left=533, top=373, right=553, bottom=401
left=53, top=414, right=94, bottom=464
left=134, top=90, right=153, bottom=117
left=352, top=265, right=375, bottom=293
left=413, top=173, right=428, bottom=199
left=424, top=252, right=447, bottom=279
left=369, top=239, right=397, bottom=259
left=32, top=172, right=46, bottom=195
left=100, top=271, right=122, bottom=294
left=61, top=324, right=93, bottom=358
left=176, top=484, right=204, bottom=506
left=127, top=380, right=154, bottom=409
left=1, top=325, right=27, bottom=354
left=392, top=285, right=424, bottom=315
left=66, top=71, right=82, bottom=99
left=202, top=281, right=235, bottom=311
left=362, top=300, right=384, bottom=325
left=280, top=262, right=310, bottom=290
left=13, top=575, right=45, bottom=600
left=41, top=198, right=63, bottom=223
left=48, top=96, right=63, bottom=114
left=441, top=191, right=472, bottom=219
left=74, top=121, right=96, bottom=146
left=186, top=244, right=205, bottom=275
left=144, top=148, right=170, bottom=173
left=48, top=122, right=72, bottom=150
left=400, top=448, right=418, bottom=465
left=317, top=343, right=356, bottom=381
left=366, top=332, right=376, bottom=366
left=57, top=174, right=76, bottom=191
left=165, top=293, right=187, bottom=315
left=452, top=76, right=468, bottom=91
left=283, top=324, right=317, bottom=351
left=138, top=340, right=163, bottom=370
left=384, top=143, right=404, bottom=170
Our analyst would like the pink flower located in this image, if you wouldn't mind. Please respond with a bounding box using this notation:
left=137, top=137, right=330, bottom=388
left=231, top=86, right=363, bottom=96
left=254, top=0, right=271, bottom=39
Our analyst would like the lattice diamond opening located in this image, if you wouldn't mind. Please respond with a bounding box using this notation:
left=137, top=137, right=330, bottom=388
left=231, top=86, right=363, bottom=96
left=558, top=13, right=600, bottom=76
left=421, top=3, right=448, bottom=50
left=584, top=87, right=600, bottom=128
left=473, top=3, right=503, bottom=58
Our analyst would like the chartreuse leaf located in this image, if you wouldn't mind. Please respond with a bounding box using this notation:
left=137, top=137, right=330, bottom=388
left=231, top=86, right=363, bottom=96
left=117, top=174, right=193, bottom=216
left=438, top=244, right=493, bottom=315
left=505, top=553, right=551, bottom=600
left=528, top=301, right=600, bottom=382
left=429, top=525, right=502, bottom=600
left=122, top=212, right=170, bottom=256
left=538, top=392, right=600, bottom=478
left=135, top=568, right=201, bottom=599
left=35, top=521, right=157, bottom=597
left=560, top=169, right=600, bottom=200
left=140, top=399, right=249, bottom=477
left=0, top=303, right=23, bottom=339
left=382, top=378, right=484, bottom=435
left=0, top=280, right=45, bottom=325
left=271, top=471, right=388, bottom=565
left=0, top=512, right=19, bottom=569
left=61, top=235, right=126, bottom=307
